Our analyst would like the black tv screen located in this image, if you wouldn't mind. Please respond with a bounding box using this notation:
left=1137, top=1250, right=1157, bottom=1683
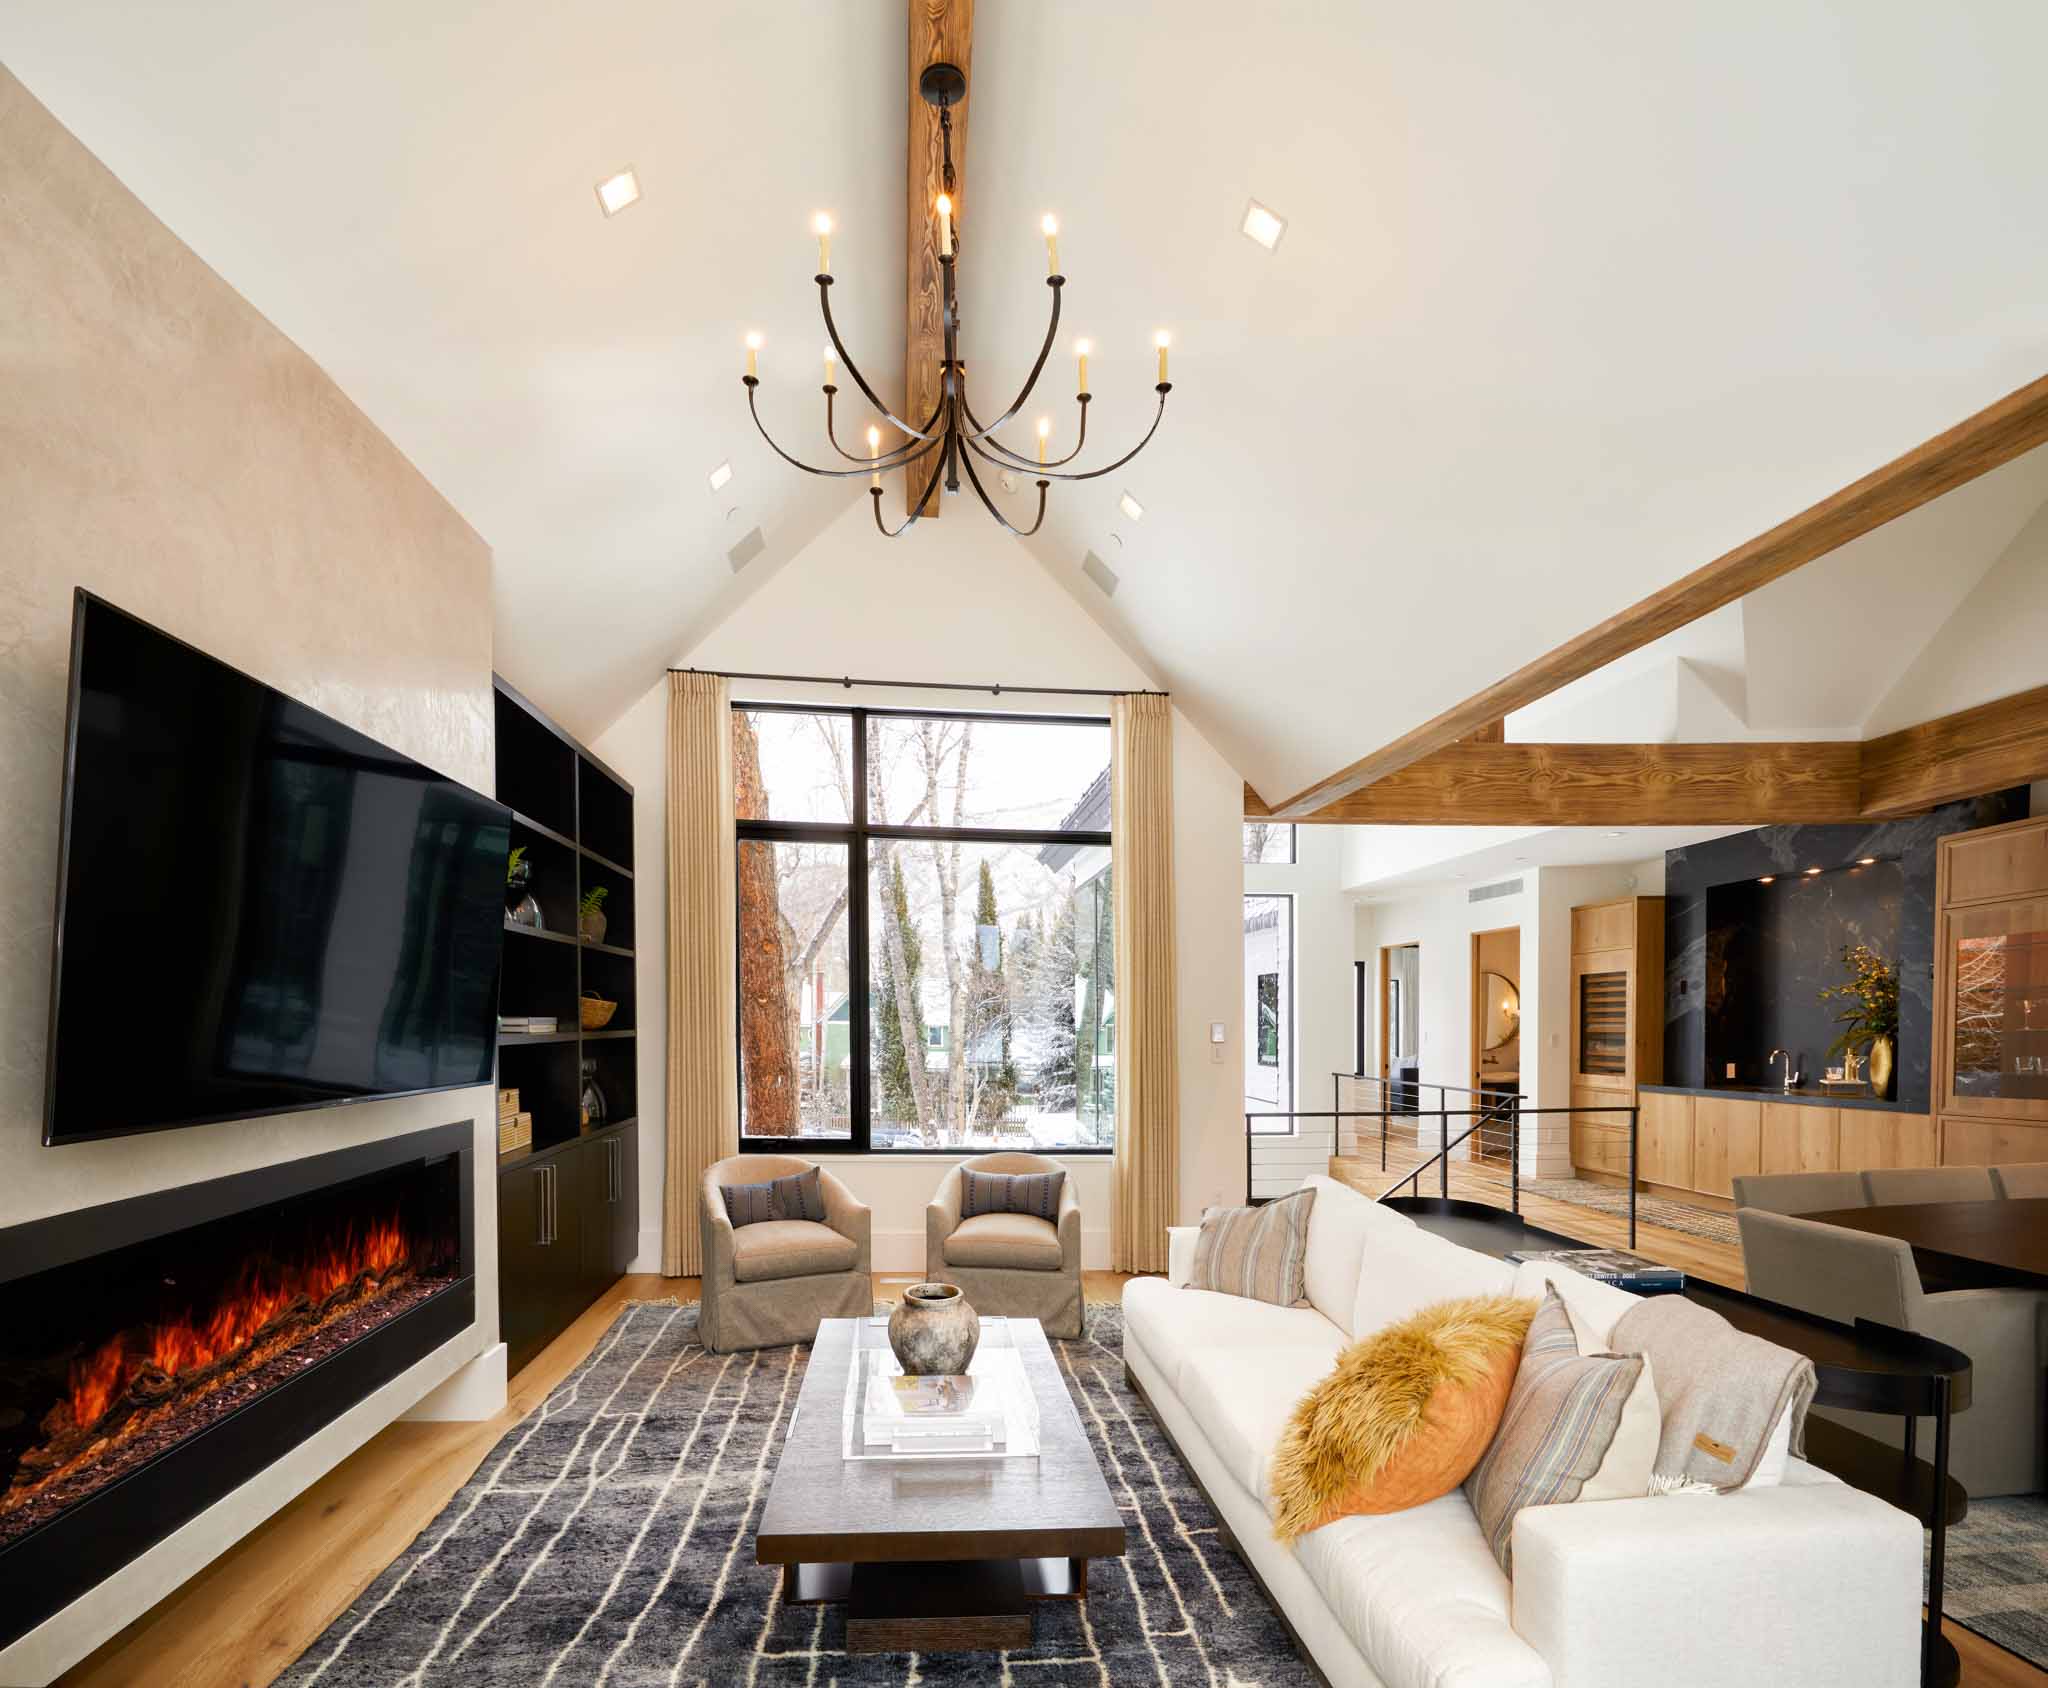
left=44, top=592, right=509, bottom=1145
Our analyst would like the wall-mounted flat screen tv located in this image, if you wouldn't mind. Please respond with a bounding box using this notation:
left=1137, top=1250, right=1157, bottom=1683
left=44, top=592, right=509, bottom=1145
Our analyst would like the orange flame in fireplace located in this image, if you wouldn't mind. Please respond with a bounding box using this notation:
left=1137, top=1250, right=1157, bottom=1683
left=63, top=1213, right=412, bottom=1435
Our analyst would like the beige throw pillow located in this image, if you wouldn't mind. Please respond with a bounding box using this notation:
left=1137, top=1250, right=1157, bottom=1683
left=1188, top=1188, right=1315, bottom=1306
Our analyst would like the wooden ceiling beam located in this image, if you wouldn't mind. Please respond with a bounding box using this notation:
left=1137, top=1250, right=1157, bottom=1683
left=905, top=0, right=972, bottom=519
left=1243, top=781, right=1272, bottom=817
left=1267, top=369, right=2048, bottom=819
left=1283, top=741, right=1865, bottom=826
left=1860, top=683, right=2048, bottom=818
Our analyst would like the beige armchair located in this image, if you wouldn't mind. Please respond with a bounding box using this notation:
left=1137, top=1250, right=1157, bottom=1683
left=1861, top=1165, right=1996, bottom=1205
left=1990, top=1163, right=2048, bottom=1199
left=925, top=1152, right=1083, bottom=1339
left=1731, top=1170, right=1868, bottom=1216
left=699, top=1154, right=872, bottom=1353
left=1738, top=1206, right=2047, bottom=1497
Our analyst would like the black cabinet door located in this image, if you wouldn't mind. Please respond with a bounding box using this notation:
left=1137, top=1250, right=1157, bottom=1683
left=610, top=1124, right=639, bottom=1278
left=498, top=1161, right=554, bottom=1376
left=547, top=1144, right=590, bottom=1340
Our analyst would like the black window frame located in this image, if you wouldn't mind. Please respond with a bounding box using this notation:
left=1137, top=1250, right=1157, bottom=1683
left=733, top=701, right=1114, bottom=1156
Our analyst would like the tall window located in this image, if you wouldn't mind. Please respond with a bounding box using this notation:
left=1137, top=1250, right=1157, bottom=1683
left=1245, top=893, right=1294, bottom=1130
left=734, top=705, right=1113, bottom=1153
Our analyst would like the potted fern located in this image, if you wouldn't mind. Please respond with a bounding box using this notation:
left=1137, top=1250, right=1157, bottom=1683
left=578, top=884, right=609, bottom=944
left=1820, top=943, right=1900, bottom=1100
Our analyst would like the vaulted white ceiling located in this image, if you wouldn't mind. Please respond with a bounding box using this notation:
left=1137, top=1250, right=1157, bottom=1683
left=8, top=3, right=2048, bottom=801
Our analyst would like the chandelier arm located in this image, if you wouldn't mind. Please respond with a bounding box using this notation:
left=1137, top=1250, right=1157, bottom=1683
left=746, top=380, right=943, bottom=478
left=823, top=386, right=947, bottom=465
left=962, top=388, right=1170, bottom=483
left=871, top=448, right=950, bottom=537
left=817, top=278, right=937, bottom=441
left=955, top=437, right=1049, bottom=537
left=956, top=278, right=1065, bottom=442
left=957, top=387, right=1090, bottom=468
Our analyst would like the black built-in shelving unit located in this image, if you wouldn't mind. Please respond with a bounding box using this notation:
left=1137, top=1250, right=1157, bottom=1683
left=493, top=676, right=639, bottom=1373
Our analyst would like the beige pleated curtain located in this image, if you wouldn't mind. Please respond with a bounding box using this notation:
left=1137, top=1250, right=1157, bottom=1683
left=664, top=671, right=739, bottom=1276
left=1111, top=693, right=1180, bottom=1274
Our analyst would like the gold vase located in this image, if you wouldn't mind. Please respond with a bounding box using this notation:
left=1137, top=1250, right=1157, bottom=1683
left=1868, top=1035, right=1894, bottom=1100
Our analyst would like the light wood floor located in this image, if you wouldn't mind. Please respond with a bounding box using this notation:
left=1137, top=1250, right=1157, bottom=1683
left=59, top=1261, right=2041, bottom=1688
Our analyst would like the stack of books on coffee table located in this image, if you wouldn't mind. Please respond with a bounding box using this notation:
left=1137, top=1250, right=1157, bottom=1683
left=839, top=1318, right=1041, bottom=1461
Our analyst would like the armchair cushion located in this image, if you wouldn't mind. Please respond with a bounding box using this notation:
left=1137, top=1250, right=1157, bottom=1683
left=721, top=1165, right=825, bottom=1228
left=961, top=1167, right=1066, bottom=1220
left=731, top=1218, right=861, bottom=1284
left=943, top=1211, right=1064, bottom=1271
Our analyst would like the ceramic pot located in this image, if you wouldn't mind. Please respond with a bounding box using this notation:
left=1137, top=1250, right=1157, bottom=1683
left=888, top=1282, right=979, bottom=1376
left=1868, top=1035, right=1895, bottom=1100
left=579, top=908, right=607, bottom=944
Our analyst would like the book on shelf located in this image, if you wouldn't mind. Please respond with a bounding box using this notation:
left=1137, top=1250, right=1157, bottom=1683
left=499, top=1016, right=558, bottom=1034
left=1504, top=1247, right=1686, bottom=1294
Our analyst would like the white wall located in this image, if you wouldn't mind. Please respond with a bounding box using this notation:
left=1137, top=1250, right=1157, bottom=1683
left=589, top=499, right=1248, bottom=1270
left=0, top=75, right=500, bottom=1684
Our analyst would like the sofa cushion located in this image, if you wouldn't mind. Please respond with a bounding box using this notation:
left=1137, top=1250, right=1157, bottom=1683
left=1269, top=1294, right=1535, bottom=1541
left=1179, top=1343, right=1345, bottom=1501
left=1122, top=1276, right=1345, bottom=1399
left=720, top=1165, right=824, bottom=1229
left=1294, top=1494, right=1546, bottom=1688
left=1351, top=1223, right=1516, bottom=1338
left=731, top=1218, right=859, bottom=1284
left=961, top=1166, right=1065, bottom=1221
left=1300, top=1174, right=1414, bottom=1334
left=1190, top=1188, right=1315, bottom=1305
left=1509, top=1259, right=1641, bottom=1349
left=943, top=1211, right=1063, bottom=1271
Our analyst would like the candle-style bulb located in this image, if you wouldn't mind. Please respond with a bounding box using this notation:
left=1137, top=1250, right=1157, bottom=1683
left=935, top=193, right=954, bottom=258
left=823, top=345, right=837, bottom=385
left=745, top=331, right=763, bottom=379
left=813, top=212, right=833, bottom=275
left=1153, top=329, right=1170, bottom=384
left=1075, top=338, right=1091, bottom=395
left=1035, top=414, right=1051, bottom=465
left=1041, top=213, right=1059, bottom=275
left=867, top=424, right=882, bottom=489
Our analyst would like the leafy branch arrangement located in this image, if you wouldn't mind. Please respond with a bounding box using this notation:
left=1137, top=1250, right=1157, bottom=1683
left=579, top=884, right=609, bottom=918
left=507, top=844, right=528, bottom=885
left=1819, top=942, right=1899, bottom=1064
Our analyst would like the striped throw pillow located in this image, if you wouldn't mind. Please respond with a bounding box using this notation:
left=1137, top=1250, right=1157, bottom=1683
left=720, top=1166, right=826, bottom=1229
left=961, top=1168, right=1065, bottom=1221
left=1464, top=1286, right=1646, bottom=1573
left=1187, top=1188, right=1316, bottom=1306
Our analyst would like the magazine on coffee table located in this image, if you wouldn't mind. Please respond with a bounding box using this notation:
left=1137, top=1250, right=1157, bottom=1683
left=840, top=1317, right=1042, bottom=1460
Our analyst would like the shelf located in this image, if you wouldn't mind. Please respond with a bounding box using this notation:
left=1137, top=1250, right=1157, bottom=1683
left=582, top=1028, right=637, bottom=1040
left=581, top=938, right=635, bottom=958
left=580, top=843, right=633, bottom=880
left=504, top=920, right=578, bottom=947
left=499, top=1030, right=578, bottom=1046
left=508, top=809, right=577, bottom=854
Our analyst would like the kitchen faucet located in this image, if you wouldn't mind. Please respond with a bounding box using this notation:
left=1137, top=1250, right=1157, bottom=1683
left=1768, top=1048, right=1799, bottom=1093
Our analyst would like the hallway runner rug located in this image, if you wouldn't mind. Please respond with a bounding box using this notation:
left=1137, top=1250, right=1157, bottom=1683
left=277, top=1302, right=1318, bottom=1687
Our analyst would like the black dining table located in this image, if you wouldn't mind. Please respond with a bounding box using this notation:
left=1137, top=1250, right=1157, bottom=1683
left=1801, top=1197, right=2048, bottom=1290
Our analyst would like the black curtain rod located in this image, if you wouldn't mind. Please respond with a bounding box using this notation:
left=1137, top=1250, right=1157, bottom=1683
left=669, top=666, right=1168, bottom=701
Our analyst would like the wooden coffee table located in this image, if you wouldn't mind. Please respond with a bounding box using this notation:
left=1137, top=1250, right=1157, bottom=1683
left=755, top=1316, right=1125, bottom=1653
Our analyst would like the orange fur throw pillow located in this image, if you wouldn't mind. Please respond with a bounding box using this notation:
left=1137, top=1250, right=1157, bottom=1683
left=1268, top=1293, right=1536, bottom=1542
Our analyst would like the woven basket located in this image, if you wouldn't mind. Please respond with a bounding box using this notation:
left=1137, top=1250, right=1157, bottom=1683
left=580, top=995, right=618, bottom=1030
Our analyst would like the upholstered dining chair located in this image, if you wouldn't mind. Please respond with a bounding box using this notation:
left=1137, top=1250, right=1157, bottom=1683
left=1737, top=1207, right=2046, bottom=1497
left=1861, top=1165, right=1997, bottom=1205
left=1730, top=1170, right=1869, bottom=1216
left=925, top=1152, right=1084, bottom=1339
left=1990, top=1163, right=2048, bottom=1199
left=699, top=1155, right=872, bottom=1353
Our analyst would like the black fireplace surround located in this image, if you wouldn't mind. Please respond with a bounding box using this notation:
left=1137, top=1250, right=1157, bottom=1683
left=0, top=1122, right=475, bottom=1648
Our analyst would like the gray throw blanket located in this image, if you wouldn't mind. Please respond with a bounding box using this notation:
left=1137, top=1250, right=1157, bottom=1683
left=1610, top=1296, right=1817, bottom=1491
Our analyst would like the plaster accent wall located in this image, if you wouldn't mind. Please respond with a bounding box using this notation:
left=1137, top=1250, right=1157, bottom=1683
left=586, top=499, right=1248, bottom=1266
left=0, top=70, right=496, bottom=1681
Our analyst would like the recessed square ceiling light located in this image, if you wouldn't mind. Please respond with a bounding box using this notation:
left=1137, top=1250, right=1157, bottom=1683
left=708, top=460, right=733, bottom=492
left=1241, top=199, right=1286, bottom=251
left=595, top=168, right=642, bottom=217
left=1118, top=490, right=1144, bottom=522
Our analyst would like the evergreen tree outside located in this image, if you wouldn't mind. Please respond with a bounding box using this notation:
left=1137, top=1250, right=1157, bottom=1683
left=968, top=860, right=1017, bottom=1123
left=1038, top=893, right=1079, bottom=1114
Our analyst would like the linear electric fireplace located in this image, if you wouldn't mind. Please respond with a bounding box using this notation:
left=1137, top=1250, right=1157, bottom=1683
left=0, top=1123, right=475, bottom=1647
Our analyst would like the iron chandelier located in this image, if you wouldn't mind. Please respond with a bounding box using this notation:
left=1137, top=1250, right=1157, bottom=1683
left=740, top=61, right=1173, bottom=537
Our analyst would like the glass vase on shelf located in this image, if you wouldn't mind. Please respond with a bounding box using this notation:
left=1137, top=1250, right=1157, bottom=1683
left=506, top=847, right=545, bottom=931
left=580, top=1058, right=608, bottom=1131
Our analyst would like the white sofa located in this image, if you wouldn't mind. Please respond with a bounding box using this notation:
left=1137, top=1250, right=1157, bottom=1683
left=1121, top=1176, right=1922, bottom=1688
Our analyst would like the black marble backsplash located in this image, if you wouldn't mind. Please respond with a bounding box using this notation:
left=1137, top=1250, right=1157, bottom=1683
left=1663, top=792, right=2027, bottom=1113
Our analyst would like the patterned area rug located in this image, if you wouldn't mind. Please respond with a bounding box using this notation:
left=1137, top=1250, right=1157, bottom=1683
left=279, top=1301, right=1318, bottom=1687
left=1935, top=1493, right=2048, bottom=1670
left=1519, top=1177, right=1740, bottom=1248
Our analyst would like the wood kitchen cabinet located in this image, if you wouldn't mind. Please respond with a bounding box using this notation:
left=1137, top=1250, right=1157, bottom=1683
left=1837, top=1109, right=1935, bottom=1172
left=1567, top=895, right=1664, bottom=1179
left=1760, top=1102, right=1840, bottom=1176
left=1692, top=1095, right=1762, bottom=1198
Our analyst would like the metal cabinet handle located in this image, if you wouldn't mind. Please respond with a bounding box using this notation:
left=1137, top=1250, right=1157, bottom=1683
left=534, top=1166, right=549, bottom=1247
left=549, top=1164, right=559, bottom=1243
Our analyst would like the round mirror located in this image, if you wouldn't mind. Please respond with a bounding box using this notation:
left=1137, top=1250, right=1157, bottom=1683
left=1481, top=972, right=1520, bottom=1050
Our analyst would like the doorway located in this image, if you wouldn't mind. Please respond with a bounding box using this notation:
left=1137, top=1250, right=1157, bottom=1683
left=1380, top=943, right=1420, bottom=1112
left=1470, top=927, right=1522, bottom=1166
